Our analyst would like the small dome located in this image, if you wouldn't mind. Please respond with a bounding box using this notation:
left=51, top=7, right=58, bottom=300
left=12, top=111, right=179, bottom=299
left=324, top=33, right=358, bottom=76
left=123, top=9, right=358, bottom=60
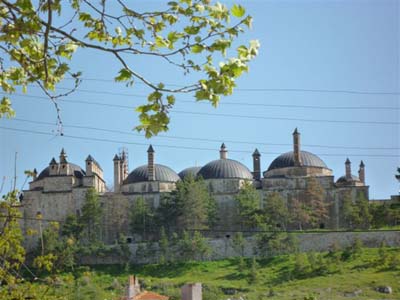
left=336, top=175, right=360, bottom=184
left=36, top=163, right=86, bottom=180
left=178, top=166, right=202, bottom=180
left=198, top=159, right=253, bottom=180
left=267, top=151, right=328, bottom=171
left=123, top=164, right=180, bottom=184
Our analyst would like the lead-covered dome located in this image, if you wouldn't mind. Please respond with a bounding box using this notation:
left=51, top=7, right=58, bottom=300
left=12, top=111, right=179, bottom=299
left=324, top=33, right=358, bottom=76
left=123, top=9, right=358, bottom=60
left=36, top=163, right=86, bottom=180
left=267, top=150, right=328, bottom=171
left=336, top=175, right=360, bottom=184
left=178, top=166, right=202, bottom=180
left=198, top=159, right=253, bottom=180
left=123, top=164, right=180, bottom=184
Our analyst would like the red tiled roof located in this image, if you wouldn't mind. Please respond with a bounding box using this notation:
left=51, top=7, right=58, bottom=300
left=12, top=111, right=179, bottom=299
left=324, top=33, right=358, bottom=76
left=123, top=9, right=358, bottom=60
left=134, top=291, right=169, bottom=300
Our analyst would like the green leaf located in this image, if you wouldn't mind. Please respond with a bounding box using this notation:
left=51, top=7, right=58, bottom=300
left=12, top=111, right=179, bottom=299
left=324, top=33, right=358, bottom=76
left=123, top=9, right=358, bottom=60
left=231, top=4, right=246, bottom=18
left=115, top=68, right=132, bottom=82
left=191, top=44, right=204, bottom=53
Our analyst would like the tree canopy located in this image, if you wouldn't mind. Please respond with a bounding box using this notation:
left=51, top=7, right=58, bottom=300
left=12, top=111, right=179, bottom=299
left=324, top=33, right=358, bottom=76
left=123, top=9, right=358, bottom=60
left=0, top=0, right=259, bottom=137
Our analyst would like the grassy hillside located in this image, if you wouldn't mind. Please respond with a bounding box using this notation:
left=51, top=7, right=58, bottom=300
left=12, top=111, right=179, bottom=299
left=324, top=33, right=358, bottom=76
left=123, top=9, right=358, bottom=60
left=29, top=247, right=399, bottom=300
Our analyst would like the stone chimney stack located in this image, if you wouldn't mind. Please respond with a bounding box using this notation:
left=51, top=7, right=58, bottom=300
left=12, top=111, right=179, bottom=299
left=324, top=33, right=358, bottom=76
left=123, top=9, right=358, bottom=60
left=120, top=150, right=129, bottom=182
left=86, top=155, right=94, bottom=176
left=49, top=158, right=58, bottom=176
left=59, top=148, right=70, bottom=175
left=113, top=154, right=121, bottom=192
left=181, top=283, right=202, bottom=300
left=293, top=128, right=302, bottom=167
left=127, top=275, right=140, bottom=300
left=252, top=148, right=261, bottom=180
left=345, top=158, right=351, bottom=180
left=147, top=145, right=155, bottom=181
left=220, top=143, right=227, bottom=159
left=358, top=160, right=365, bottom=184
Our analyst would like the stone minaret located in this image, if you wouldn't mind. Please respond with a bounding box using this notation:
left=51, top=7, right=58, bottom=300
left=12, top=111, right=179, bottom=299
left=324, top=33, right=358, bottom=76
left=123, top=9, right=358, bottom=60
left=220, top=143, right=227, bottom=159
left=59, top=148, right=70, bottom=175
left=113, top=154, right=121, bottom=192
left=49, top=158, right=58, bottom=176
left=345, top=158, right=351, bottom=180
left=293, top=128, right=302, bottom=167
left=358, top=160, right=365, bottom=184
left=252, top=148, right=261, bottom=180
left=147, top=145, right=155, bottom=181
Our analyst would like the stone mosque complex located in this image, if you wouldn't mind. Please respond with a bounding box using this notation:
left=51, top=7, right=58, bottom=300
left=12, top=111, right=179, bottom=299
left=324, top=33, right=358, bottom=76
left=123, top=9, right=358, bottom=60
left=21, top=129, right=370, bottom=249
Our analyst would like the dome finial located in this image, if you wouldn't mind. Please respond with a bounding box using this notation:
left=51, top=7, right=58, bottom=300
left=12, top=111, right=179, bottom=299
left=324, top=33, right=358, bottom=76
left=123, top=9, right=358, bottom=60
left=147, top=145, right=155, bottom=153
left=220, top=143, right=227, bottom=159
left=252, top=148, right=260, bottom=156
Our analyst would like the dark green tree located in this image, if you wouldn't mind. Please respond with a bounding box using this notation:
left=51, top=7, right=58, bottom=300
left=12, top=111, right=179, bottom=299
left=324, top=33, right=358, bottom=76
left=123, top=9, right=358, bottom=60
left=80, top=187, right=103, bottom=242
left=234, top=182, right=262, bottom=229
left=304, top=177, right=329, bottom=228
left=263, top=192, right=290, bottom=230
left=129, top=197, right=155, bottom=240
left=156, top=176, right=216, bottom=232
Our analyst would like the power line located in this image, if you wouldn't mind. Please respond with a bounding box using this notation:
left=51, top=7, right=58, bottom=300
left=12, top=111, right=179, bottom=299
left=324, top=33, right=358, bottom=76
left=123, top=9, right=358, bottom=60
left=7, top=92, right=400, bottom=126
left=0, top=126, right=399, bottom=158
left=8, top=90, right=400, bottom=111
left=62, top=77, right=400, bottom=96
left=10, top=117, right=400, bottom=151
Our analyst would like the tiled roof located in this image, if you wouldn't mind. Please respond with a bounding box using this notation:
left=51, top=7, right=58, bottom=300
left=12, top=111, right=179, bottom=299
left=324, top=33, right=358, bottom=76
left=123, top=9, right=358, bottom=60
left=134, top=291, right=169, bottom=300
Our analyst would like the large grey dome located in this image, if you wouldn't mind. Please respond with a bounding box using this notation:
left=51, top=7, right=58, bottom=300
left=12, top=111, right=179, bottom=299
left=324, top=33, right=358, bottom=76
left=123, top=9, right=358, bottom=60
left=267, top=151, right=328, bottom=171
left=178, top=166, right=202, bottom=180
left=124, top=164, right=180, bottom=184
left=198, top=159, right=253, bottom=180
left=336, top=175, right=360, bottom=184
left=37, top=163, right=86, bottom=180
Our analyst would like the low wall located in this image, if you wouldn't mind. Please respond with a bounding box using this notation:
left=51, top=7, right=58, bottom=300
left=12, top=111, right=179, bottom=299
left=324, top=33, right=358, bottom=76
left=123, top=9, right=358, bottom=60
left=80, top=230, right=400, bottom=265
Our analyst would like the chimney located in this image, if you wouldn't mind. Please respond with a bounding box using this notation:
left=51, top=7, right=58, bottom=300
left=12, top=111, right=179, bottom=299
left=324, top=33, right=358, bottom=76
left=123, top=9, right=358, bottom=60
left=120, top=150, right=129, bottom=182
left=293, top=128, right=302, bottom=167
left=127, top=275, right=140, bottom=299
left=252, top=148, right=261, bottom=180
left=219, top=143, right=227, bottom=159
left=113, top=154, right=121, bottom=192
left=147, top=145, right=155, bottom=181
left=358, top=160, right=365, bottom=184
left=181, top=283, right=202, bottom=300
left=345, top=158, right=351, bottom=180
left=59, top=148, right=70, bottom=175
left=86, top=155, right=94, bottom=176
left=49, top=158, right=58, bottom=176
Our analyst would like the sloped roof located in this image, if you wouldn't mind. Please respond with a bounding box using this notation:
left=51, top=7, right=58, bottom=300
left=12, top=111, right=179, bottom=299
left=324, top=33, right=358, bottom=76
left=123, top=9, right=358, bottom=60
left=134, top=291, right=169, bottom=300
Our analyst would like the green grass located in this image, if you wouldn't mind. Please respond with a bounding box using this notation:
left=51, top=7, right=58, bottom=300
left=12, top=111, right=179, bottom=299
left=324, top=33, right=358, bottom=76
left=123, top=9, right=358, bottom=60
left=28, top=247, right=399, bottom=300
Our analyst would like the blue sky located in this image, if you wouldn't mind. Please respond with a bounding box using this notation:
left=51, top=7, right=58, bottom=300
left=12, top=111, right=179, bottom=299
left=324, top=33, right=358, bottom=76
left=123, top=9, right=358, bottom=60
left=0, top=0, right=399, bottom=199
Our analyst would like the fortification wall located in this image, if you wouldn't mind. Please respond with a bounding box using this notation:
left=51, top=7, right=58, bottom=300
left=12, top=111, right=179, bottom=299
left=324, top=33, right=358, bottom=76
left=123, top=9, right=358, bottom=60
left=79, top=230, right=400, bottom=265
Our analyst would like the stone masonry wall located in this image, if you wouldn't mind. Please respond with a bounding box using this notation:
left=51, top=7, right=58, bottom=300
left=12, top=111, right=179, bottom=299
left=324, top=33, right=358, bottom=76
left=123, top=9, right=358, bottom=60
left=80, top=230, right=400, bottom=265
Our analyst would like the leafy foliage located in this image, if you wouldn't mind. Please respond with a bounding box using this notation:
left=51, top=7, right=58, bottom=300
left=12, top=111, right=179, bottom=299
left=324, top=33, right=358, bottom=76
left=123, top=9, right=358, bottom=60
left=0, top=0, right=259, bottom=137
left=234, top=181, right=262, bottom=229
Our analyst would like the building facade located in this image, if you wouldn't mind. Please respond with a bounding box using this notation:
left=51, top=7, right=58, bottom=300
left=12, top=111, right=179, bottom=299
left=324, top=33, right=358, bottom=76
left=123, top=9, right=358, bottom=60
left=21, top=129, right=369, bottom=249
